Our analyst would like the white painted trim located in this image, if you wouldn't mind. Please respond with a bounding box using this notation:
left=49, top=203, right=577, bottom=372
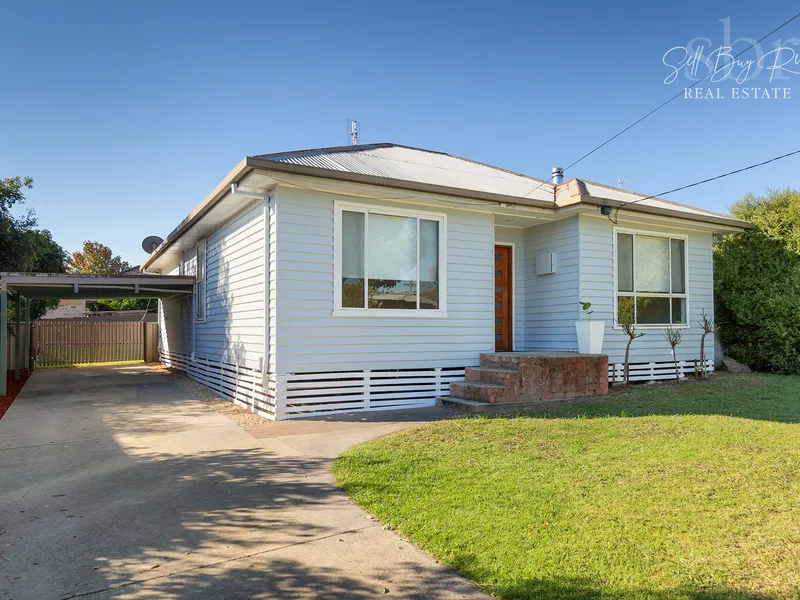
left=612, top=226, right=690, bottom=330
left=272, top=194, right=281, bottom=380
left=333, top=200, right=448, bottom=317
left=276, top=366, right=466, bottom=419
left=608, top=358, right=714, bottom=382
left=582, top=209, right=740, bottom=234
left=161, top=350, right=276, bottom=419
left=494, top=242, right=517, bottom=351
left=577, top=215, right=583, bottom=321
left=262, top=197, right=270, bottom=381
left=194, top=238, right=207, bottom=324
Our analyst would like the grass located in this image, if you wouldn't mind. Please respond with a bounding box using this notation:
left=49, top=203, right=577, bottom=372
left=333, top=374, right=800, bottom=599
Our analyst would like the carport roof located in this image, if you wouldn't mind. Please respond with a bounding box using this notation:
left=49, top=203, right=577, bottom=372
left=0, top=272, right=196, bottom=300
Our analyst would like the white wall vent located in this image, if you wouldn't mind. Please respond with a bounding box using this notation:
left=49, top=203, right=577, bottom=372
left=536, top=252, right=557, bottom=276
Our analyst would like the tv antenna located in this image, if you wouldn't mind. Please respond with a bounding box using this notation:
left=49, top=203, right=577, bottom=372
left=350, top=120, right=358, bottom=145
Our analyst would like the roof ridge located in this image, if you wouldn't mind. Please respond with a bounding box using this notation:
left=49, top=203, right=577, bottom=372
left=253, top=142, right=552, bottom=187
left=252, top=142, right=455, bottom=161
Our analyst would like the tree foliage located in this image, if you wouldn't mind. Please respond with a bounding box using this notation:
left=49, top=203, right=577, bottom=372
left=0, top=178, right=67, bottom=320
left=714, top=188, right=800, bottom=374
left=1, top=177, right=38, bottom=272
left=67, top=241, right=152, bottom=312
left=67, top=241, right=131, bottom=275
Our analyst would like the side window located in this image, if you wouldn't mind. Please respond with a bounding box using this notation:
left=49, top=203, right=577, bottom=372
left=616, top=231, right=687, bottom=326
left=195, top=239, right=206, bottom=322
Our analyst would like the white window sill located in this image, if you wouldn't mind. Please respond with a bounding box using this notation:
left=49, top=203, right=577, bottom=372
left=332, top=308, right=448, bottom=319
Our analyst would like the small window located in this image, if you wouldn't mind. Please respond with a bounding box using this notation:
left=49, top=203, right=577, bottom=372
left=616, top=231, right=687, bottom=326
left=195, top=239, right=206, bottom=322
left=336, top=203, right=446, bottom=315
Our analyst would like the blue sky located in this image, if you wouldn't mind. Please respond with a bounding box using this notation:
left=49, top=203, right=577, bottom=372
left=2, top=1, right=799, bottom=265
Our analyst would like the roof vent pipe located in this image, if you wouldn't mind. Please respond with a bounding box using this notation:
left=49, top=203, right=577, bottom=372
left=552, top=167, right=564, bottom=185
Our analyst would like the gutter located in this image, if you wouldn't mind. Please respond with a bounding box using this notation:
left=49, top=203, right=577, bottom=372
left=577, top=195, right=753, bottom=230
left=244, top=157, right=557, bottom=211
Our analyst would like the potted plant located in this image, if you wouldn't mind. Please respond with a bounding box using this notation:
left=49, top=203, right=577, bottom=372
left=575, top=301, right=605, bottom=354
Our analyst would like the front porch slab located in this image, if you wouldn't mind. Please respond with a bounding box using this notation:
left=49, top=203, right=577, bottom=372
left=444, top=352, right=608, bottom=408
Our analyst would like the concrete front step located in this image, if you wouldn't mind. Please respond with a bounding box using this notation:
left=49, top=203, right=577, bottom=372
left=438, top=396, right=493, bottom=413
left=449, top=380, right=506, bottom=403
left=438, top=395, right=559, bottom=414
left=465, top=366, right=521, bottom=386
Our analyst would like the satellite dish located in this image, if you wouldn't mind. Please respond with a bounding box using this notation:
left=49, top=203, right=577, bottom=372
left=141, top=235, right=164, bottom=253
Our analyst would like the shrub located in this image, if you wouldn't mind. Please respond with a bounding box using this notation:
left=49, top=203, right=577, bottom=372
left=714, top=188, right=800, bottom=374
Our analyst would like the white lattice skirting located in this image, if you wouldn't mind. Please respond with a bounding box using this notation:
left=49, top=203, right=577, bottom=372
left=160, top=351, right=277, bottom=419
left=159, top=353, right=715, bottom=420
left=159, top=353, right=464, bottom=420
left=608, top=358, right=714, bottom=383
left=277, top=367, right=466, bottom=419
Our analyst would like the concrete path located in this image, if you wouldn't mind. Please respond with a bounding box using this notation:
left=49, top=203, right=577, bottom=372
left=0, top=366, right=489, bottom=600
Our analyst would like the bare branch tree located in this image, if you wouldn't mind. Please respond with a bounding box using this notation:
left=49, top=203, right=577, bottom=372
left=616, top=304, right=644, bottom=385
left=697, top=309, right=716, bottom=379
left=662, top=326, right=683, bottom=383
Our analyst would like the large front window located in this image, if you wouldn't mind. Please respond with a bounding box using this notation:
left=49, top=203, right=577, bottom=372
left=616, top=230, right=687, bottom=326
left=336, top=203, right=445, bottom=315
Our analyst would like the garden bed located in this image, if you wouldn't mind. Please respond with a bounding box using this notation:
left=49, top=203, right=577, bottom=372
left=0, top=369, right=32, bottom=421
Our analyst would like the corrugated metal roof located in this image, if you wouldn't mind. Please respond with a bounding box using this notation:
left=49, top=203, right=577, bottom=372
left=578, top=180, right=733, bottom=219
left=253, top=143, right=555, bottom=202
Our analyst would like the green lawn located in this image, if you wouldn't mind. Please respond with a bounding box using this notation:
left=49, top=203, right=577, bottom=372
left=333, top=374, right=800, bottom=600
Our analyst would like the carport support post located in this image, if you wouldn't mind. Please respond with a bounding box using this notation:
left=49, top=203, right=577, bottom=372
left=24, top=298, right=30, bottom=369
left=0, top=281, right=6, bottom=396
left=14, top=293, right=21, bottom=380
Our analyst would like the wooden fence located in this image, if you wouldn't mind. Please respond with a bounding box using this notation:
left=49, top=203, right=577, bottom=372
left=4, top=332, right=26, bottom=372
left=31, top=320, right=158, bottom=367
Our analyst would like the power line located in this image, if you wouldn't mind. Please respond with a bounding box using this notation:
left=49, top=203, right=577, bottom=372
left=608, top=148, right=800, bottom=224
left=521, top=10, right=800, bottom=200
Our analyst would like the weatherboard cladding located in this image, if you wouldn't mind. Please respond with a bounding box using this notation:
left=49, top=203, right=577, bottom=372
left=523, top=217, right=581, bottom=352
left=180, top=203, right=266, bottom=371
left=578, top=214, right=714, bottom=366
left=273, top=186, right=495, bottom=374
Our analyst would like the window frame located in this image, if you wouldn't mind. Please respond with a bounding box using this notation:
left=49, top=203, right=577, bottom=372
left=333, top=201, right=448, bottom=318
left=195, top=238, right=207, bottom=323
left=613, top=227, right=689, bottom=329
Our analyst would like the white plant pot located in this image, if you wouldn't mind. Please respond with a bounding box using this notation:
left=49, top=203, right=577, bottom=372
left=575, top=321, right=606, bottom=354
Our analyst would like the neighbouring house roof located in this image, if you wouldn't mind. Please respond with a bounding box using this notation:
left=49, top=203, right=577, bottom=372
left=41, top=299, right=88, bottom=319
left=142, top=142, right=752, bottom=270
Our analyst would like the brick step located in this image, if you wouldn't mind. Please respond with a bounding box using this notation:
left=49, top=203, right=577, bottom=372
left=465, top=366, right=521, bottom=386
left=449, top=380, right=506, bottom=403
left=479, top=353, right=522, bottom=369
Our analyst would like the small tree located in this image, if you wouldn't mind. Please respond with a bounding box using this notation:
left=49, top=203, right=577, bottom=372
left=662, top=326, right=683, bottom=383
left=616, top=302, right=644, bottom=385
left=67, top=241, right=131, bottom=275
left=697, top=309, right=716, bottom=379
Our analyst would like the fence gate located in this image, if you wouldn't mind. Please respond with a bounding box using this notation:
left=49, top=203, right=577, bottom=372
left=33, top=320, right=154, bottom=367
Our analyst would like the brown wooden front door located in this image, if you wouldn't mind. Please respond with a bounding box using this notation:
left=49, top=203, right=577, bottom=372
left=494, top=245, right=512, bottom=351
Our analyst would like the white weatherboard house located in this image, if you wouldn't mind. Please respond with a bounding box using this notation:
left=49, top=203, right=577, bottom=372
left=143, top=144, right=749, bottom=420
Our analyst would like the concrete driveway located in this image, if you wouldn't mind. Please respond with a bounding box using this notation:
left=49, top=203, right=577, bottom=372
left=0, top=366, right=488, bottom=600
